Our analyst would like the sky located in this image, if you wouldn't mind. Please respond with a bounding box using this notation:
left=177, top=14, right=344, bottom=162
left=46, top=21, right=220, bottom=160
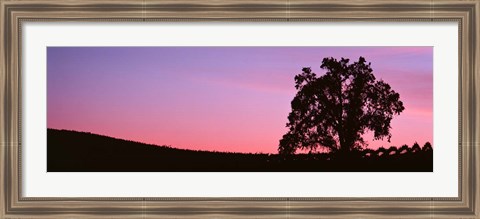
left=47, top=47, right=433, bottom=154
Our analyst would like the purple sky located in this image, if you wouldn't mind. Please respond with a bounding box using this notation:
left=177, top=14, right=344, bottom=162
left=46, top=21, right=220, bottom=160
left=47, top=47, right=433, bottom=153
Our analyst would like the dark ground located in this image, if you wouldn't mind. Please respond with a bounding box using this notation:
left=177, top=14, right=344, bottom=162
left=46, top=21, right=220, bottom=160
left=47, top=129, right=433, bottom=172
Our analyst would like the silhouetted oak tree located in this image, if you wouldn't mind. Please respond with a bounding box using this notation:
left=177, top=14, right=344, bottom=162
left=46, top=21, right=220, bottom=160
left=279, top=57, right=405, bottom=155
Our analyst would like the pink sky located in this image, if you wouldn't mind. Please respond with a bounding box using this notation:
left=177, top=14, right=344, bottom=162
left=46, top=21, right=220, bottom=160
left=47, top=47, right=433, bottom=153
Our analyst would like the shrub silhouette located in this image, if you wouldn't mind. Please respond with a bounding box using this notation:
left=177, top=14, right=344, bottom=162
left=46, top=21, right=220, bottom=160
left=423, top=142, right=433, bottom=151
left=358, top=142, right=431, bottom=159
left=362, top=148, right=376, bottom=158
left=411, top=142, right=421, bottom=153
left=398, top=144, right=410, bottom=154
left=279, top=57, right=405, bottom=156
left=387, top=146, right=398, bottom=156
left=376, top=147, right=387, bottom=157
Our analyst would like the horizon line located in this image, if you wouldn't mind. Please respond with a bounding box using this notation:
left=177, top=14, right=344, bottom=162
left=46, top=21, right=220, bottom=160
left=47, top=128, right=432, bottom=154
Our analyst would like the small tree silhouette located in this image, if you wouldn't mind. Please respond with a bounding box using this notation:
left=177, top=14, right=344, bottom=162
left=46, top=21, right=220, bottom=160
left=279, top=57, right=405, bottom=155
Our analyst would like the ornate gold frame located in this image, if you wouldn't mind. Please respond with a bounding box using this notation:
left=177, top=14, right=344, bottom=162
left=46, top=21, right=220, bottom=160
left=1, top=0, right=479, bottom=218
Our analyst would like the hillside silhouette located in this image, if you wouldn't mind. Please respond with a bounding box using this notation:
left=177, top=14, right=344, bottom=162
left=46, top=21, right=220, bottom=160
left=47, top=129, right=433, bottom=172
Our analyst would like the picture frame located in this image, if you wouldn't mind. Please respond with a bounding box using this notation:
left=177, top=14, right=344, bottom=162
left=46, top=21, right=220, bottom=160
left=1, top=0, right=478, bottom=218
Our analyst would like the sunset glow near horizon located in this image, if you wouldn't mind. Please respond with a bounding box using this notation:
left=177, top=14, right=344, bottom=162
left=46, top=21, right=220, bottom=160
left=47, top=47, right=433, bottom=154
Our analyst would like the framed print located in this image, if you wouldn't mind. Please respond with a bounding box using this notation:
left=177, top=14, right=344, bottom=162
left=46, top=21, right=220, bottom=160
left=1, top=0, right=479, bottom=218
left=46, top=46, right=433, bottom=172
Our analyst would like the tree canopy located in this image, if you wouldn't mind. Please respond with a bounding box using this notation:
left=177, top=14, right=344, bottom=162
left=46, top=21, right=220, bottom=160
left=279, top=57, right=405, bottom=155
